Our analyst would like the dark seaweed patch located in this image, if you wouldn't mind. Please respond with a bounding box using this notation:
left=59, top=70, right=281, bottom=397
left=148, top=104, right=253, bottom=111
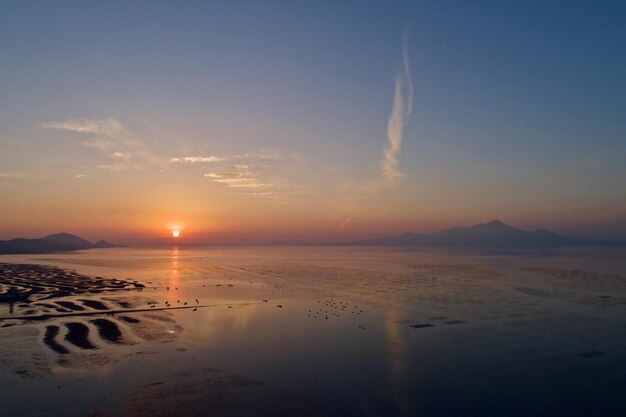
left=44, top=325, right=69, bottom=354
left=91, top=318, right=123, bottom=344
left=118, top=315, right=140, bottom=324
left=79, top=299, right=109, bottom=310
left=64, top=322, right=96, bottom=349
left=56, top=301, right=85, bottom=311
left=410, top=323, right=435, bottom=329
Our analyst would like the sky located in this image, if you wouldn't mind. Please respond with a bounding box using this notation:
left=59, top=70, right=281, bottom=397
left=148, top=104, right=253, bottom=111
left=1, top=1, right=625, bottom=244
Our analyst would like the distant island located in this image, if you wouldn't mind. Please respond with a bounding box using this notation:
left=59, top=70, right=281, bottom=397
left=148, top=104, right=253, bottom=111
left=270, top=220, right=624, bottom=247
left=0, top=233, right=124, bottom=254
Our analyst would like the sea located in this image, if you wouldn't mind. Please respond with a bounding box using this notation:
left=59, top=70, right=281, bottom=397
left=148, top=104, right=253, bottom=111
left=1, top=245, right=625, bottom=417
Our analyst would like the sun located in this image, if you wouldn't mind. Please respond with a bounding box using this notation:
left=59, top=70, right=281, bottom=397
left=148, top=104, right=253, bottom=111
left=172, top=230, right=180, bottom=238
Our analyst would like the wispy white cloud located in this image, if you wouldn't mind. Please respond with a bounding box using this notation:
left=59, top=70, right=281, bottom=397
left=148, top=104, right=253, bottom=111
left=82, top=138, right=117, bottom=151
left=233, top=148, right=282, bottom=161
left=169, top=149, right=283, bottom=165
left=42, top=118, right=126, bottom=138
left=380, top=40, right=413, bottom=185
left=42, top=118, right=159, bottom=168
left=204, top=170, right=272, bottom=189
left=169, top=148, right=304, bottom=195
left=40, top=118, right=305, bottom=200
left=75, top=174, right=87, bottom=178
left=170, top=156, right=225, bottom=163
left=97, top=164, right=123, bottom=171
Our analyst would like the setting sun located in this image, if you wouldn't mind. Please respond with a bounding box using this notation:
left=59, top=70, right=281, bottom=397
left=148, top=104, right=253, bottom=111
left=172, top=230, right=180, bottom=238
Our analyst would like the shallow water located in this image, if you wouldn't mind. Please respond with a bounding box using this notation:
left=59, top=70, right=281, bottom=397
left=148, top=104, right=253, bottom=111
left=1, top=246, right=625, bottom=416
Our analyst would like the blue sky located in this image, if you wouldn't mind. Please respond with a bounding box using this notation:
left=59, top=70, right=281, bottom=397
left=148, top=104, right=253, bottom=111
left=1, top=1, right=625, bottom=242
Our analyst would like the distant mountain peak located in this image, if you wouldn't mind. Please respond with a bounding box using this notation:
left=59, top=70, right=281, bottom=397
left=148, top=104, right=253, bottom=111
left=356, top=220, right=615, bottom=247
left=93, top=240, right=124, bottom=248
left=475, top=219, right=512, bottom=228
left=45, top=232, right=79, bottom=238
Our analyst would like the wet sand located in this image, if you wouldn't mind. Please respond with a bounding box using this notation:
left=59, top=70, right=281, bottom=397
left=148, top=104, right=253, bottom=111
left=0, top=262, right=144, bottom=303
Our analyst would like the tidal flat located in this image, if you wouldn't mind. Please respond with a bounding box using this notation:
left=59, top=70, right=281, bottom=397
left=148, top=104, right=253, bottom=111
left=1, top=246, right=625, bottom=417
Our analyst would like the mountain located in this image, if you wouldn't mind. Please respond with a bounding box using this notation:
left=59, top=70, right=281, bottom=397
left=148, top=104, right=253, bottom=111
left=93, top=240, right=119, bottom=248
left=359, top=220, right=617, bottom=247
left=43, top=233, right=93, bottom=250
left=0, top=233, right=124, bottom=254
left=0, top=238, right=77, bottom=254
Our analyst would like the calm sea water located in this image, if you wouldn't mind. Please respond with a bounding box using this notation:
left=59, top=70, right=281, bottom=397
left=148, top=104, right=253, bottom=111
left=1, top=246, right=625, bottom=417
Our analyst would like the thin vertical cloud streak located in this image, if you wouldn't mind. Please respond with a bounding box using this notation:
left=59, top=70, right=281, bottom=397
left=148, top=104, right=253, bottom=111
left=381, top=41, right=413, bottom=184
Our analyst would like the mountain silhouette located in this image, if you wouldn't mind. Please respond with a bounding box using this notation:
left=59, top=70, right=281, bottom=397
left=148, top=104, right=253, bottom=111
left=359, top=220, right=617, bottom=247
left=0, top=233, right=124, bottom=254
left=93, top=240, right=119, bottom=248
left=43, top=233, right=93, bottom=250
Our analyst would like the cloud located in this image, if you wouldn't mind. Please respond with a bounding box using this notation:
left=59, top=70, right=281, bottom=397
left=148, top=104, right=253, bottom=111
left=233, top=148, right=282, bottom=161
left=204, top=170, right=272, bottom=189
left=170, top=156, right=225, bottom=163
left=82, top=138, right=116, bottom=151
left=42, top=118, right=159, bottom=168
left=168, top=148, right=305, bottom=196
left=75, top=174, right=87, bottom=178
left=97, top=164, right=122, bottom=171
left=41, top=118, right=303, bottom=199
left=42, top=118, right=126, bottom=138
left=380, top=39, right=413, bottom=185
left=169, top=149, right=282, bottom=165
left=170, top=149, right=308, bottom=202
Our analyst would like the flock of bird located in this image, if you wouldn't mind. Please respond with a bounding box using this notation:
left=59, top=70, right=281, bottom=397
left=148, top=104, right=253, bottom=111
left=305, top=298, right=365, bottom=328
left=141, top=278, right=369, bottom=330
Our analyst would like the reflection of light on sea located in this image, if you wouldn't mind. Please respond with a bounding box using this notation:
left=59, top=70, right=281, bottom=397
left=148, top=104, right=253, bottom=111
left=168, top=246, right=180, bottom=303
left=384, top=306, right=410, bottom=415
